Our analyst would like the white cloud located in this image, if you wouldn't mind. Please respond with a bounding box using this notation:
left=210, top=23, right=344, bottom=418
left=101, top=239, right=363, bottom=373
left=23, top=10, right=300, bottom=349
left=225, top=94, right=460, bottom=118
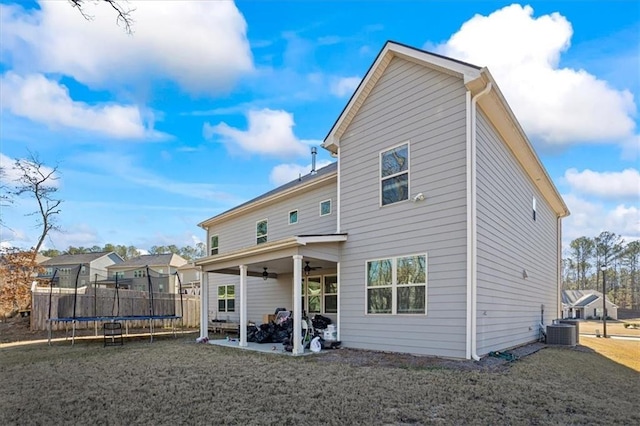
left=48, top=224, right=102, bottom=250
left=0, top=1, right=253, bottom=95
left=433, top=4, right=637, bottom=148
left=0, top=152, right=60, bottom=188
left=565, top=168, right=640, bottom=200
left=0, top=73, right=164, bottom=139
left=269, top=160, right=333, bottom=186
left=562, top=194, right=639, bottom=243
left=204, top=109, right=319, bottom=157
left=330, top=76, right=361, bottom=97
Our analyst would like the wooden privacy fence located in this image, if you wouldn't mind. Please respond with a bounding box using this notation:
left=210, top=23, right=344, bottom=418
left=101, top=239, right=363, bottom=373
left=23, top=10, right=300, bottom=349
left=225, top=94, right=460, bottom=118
left=30, top=287, right=200, bottom=331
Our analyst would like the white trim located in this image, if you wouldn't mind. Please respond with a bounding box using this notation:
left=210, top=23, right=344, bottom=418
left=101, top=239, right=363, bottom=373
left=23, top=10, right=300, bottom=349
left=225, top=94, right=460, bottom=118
left=292, top=255, right=303, bottom=355
left=379, top=141, right=410, bottom=207
left=336, top=262, right=341, bottom=341
left=288, top=209, right=299, bottom=225
left=256, top=218, right=268, bottom=244
left=200, top=271, right=208, bottom=339
left=469, top=82, right=492, bottom=361
left=364, top=253, right=427, bottom=315
left=216, top=284, right=235, bottom=313
left=336, top=150, right=341, bottom=233
left=239, top=265, right=247, bottom=347
left=319, top=199, right=332, bottom=216
left=296, top=234, right=348, bottom=245
left=210, top=234, right=219, bottom=256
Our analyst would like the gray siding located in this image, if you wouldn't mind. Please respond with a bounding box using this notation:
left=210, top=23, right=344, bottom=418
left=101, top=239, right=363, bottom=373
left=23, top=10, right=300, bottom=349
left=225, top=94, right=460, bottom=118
left=338, top=57, right=469, bottom=358
left=207, top=180, right=336, bottom=255
left=475, top=111, right=559, bottom=355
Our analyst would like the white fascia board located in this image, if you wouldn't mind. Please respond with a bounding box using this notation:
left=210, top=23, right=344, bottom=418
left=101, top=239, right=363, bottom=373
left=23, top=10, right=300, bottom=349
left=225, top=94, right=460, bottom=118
left=295, top=235, right=348, bottom=245
left=195, top=238, right=299, bottom=267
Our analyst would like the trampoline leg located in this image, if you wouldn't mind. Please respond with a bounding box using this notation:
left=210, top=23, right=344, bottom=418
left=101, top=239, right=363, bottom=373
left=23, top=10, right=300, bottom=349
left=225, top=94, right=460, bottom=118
left=48, top=321, right=51, bottom=346
left=71, top=320, right=76, bottom=346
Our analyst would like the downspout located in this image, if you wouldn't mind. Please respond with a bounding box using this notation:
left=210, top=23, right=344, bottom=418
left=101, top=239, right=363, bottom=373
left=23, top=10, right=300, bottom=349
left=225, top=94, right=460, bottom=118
left=467, top=81, right=492, bottom=361
left=336, top=148, right=341, bottom=234
left=557, top=217, right=562, bottom=320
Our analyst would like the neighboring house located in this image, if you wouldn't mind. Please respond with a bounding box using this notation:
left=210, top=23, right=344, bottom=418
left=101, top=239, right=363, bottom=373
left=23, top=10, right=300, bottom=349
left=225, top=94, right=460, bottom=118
left=195, top=41, right=570, bottom=358
left=106, top=254, right=188, bottom=293
left=177, top=263, right=201, bottom=295
left=562, top=290, right=618, bottom=320
left=39, top=252, right=123, bottom=288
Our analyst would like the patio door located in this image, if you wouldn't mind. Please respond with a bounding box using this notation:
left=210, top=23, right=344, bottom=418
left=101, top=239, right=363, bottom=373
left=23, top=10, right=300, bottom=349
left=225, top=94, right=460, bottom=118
left=301, top=274, right=338, bottom=316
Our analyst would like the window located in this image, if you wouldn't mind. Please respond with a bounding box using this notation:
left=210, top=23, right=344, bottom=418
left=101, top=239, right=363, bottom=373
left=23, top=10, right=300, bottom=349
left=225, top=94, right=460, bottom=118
left=114, top=271, right=124, bottom=279
left=320, top=199, right=331, bottom=216
left=256, top=219, right=268, bottom=244
left=218, top=285, right=235, bottom=312
left=210, top=234, right=219, bottom=255
left=289, top=210, right=298, bottom=225
left=532, top=197, right=537, bottom=221
left=80, top=265, right=86, bottom=274
left=301, top=275, right=338, bottom=315
left=324, top=275, right=338, bottom=314
left=380, top=143, right=409, bottom=206
left=366, top=254, right=426, bottom=314
left=134, top=269, right=146, bottom=278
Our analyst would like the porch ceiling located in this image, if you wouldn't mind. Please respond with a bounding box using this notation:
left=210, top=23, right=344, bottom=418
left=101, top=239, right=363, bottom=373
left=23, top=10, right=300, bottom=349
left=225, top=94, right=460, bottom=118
left=195, top=234, right=347, bottom=276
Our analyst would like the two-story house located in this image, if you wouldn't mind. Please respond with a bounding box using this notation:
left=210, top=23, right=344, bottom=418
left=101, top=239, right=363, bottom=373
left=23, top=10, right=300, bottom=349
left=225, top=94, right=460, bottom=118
left=106, top=253, right=188, bottom=293
left=195, top=41, right=569, bottom=358
left=39, top=252, right=123, bottom=288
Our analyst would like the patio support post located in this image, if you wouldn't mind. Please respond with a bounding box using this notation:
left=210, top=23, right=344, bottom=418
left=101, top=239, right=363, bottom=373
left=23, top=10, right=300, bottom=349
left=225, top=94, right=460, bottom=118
left=239, top=264, right=248, bottom=347
left=200, top=271, right=209, bottom=339
left=292, top=255, right=303, bottom=355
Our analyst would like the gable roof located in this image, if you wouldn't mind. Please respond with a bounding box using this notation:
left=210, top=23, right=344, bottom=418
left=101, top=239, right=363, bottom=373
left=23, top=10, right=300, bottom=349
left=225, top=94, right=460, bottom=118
left=562, top=290, right=617, bottom=308
left=41, top=251, right=116, bottom=266
left=108, top=253, right=187, bottom=269
left=199, top=162, right=337, bottom=228
left=323, top=40, right=569, bottom=218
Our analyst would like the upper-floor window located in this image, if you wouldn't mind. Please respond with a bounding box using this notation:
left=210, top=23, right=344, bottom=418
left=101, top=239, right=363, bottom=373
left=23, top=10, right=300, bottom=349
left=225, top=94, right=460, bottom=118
left=289, top=210, right=298, bottom=225
left=380, top=142, right=409, bottom=206
left=80, top=265, right=86, bottom=274
left=218, top=285, right=235, bottom=312
left=134, top=269, right=146, bottom=278
left=113, top=271, right=124, bottom=279
left=366, top=254, right=426, bottom=315
left=256, top=219, right=268, bottom=244
left=210, top=234, right=219, bottom=255
left=320, top=199, right=331, bottom=216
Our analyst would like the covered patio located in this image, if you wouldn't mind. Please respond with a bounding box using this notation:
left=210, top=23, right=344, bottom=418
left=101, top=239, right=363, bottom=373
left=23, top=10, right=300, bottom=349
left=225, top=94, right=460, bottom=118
left=196, top=234, right=346, bottom=355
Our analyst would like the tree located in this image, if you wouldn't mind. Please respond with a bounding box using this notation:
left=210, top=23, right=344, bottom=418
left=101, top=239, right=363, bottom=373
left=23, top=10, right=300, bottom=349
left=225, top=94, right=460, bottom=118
left=569, top=237, right=594, bottom=290
left=40, top=249, right=61, bottom=258
left=13, top=153, right=62, bottom=260
left=69, top=0, right=135, bottom=34
left=621, top=241, right=640, bottom=309
left=0, top=166, right=13, bottom=225
left=0, top=248, right=42, bottom=317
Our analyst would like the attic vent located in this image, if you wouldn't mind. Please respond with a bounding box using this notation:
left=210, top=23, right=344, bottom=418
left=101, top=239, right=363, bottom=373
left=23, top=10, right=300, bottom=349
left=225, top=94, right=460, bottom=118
left=311, top=147, right=317, bottom=175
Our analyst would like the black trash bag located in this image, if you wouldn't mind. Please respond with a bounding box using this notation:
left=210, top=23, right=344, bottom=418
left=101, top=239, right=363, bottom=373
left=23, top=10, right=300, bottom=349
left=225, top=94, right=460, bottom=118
left=312, top=314, right=332, bottom=330
left=247, top=327, right=258, bottom=343
left=274, top=307, right=287, bottom=315
left=273, top=329, right=290, bottom=343
left=254, top=329, right=271, bottom=344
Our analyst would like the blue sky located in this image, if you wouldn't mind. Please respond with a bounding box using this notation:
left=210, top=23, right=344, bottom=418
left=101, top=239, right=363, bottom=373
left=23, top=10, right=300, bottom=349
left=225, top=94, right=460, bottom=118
left=1, top=1, right=638, bottom=254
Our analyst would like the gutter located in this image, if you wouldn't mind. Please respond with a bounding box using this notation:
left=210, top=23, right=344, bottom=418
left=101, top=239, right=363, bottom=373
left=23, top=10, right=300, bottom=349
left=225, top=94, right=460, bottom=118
left=466, top=81, right=492, bottom=361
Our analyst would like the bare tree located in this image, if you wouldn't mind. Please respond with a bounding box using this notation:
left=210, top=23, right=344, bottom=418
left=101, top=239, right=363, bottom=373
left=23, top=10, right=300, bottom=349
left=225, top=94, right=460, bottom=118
left=0, top=166, right=13, bottom=227
left=69, top=0, right=135, bottom=34
left=570, top=236, right=594, bottom=290
left=13, top=153, right=62, bottom=259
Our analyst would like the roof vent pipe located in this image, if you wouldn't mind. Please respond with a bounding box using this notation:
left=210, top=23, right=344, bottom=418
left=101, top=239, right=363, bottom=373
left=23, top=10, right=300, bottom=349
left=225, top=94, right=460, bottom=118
left=311, top=147, right=317, bottom=175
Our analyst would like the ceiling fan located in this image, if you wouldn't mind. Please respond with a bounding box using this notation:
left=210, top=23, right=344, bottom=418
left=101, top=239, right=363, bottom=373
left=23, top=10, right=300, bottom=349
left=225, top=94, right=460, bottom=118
left=304, top=261, right=322, bottom=275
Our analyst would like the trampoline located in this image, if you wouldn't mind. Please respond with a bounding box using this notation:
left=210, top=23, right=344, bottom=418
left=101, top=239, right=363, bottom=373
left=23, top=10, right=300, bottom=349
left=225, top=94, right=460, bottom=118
left=45, top=265, right=184, bottom=345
